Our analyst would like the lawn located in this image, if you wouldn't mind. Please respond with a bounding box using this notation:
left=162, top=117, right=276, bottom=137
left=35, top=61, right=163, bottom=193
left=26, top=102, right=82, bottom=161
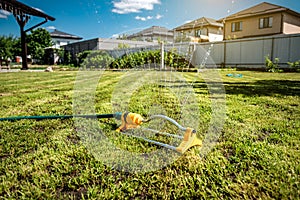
left=0, top=70, right=299, bottom=199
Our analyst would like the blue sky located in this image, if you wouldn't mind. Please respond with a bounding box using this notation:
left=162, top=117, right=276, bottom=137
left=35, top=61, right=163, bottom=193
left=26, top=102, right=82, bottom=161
left=0, top=0, right=300, bottom=40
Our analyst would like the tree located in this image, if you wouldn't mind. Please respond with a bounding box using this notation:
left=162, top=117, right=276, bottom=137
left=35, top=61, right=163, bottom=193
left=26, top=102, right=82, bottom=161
left=27, top=28, right=53, bottom=64
left=12, top=37, right=22, bottom=58
left=0, top=35, right=19, bottom=60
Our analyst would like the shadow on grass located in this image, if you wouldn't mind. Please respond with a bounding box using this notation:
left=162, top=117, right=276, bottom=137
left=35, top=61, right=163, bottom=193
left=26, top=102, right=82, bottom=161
left=192, top=80, right=300, bottom=97
left=224, top=80, right=300, bottom=97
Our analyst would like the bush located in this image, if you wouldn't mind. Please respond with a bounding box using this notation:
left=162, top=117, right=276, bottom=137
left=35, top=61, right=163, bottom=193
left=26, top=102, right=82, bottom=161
left=110, top=50, right=192, bottom=69
left=79, top=50, right=114, bottom=69
left=265, top=56, right=280, bottom=72
left=287, top=60, right=300, bottom=72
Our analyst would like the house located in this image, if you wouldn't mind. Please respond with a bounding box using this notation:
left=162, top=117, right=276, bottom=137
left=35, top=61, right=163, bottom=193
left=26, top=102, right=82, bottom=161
left=126, top=26, right=174, bottom=43
left=220, top=2, right=300, bottom=40
left=45, top=29, right=83, bottom=64
left=173, top=17, right=223, bottom=43
left=50, top=29, right=83, bottom=48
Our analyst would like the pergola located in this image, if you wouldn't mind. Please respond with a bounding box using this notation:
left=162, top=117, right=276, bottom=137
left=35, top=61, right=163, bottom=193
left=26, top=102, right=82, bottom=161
left=0, top=0, right=55, bottom=70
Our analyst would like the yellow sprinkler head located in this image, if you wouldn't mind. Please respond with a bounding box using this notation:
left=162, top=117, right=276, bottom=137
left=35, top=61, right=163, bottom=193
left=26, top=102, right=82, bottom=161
left=116, top=112, right=144, bottom=132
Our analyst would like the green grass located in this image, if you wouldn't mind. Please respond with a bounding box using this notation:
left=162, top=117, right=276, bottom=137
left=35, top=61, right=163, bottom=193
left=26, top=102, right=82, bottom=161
left=0, top=70, right=299, bottom=199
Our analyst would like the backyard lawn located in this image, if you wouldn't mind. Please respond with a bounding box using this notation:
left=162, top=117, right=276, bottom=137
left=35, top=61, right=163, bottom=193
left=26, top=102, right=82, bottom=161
left=0, top=70, right=299, bottom=199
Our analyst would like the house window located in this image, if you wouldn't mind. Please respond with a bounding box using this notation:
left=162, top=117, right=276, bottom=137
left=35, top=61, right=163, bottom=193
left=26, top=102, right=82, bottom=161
left=196, top=28, right=208, bottom=36
left=259, top=17, right=273, bottom=28
left=231, top=22, right=243, bottom=32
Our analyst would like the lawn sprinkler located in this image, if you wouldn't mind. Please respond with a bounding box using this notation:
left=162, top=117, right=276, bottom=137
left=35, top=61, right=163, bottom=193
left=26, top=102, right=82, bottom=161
left=0, top=112, right=202, bottom=154
left=115, top=112, right=202, bottom=153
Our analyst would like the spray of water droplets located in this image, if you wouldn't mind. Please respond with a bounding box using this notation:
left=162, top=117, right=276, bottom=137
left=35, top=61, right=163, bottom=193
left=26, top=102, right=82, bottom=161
left=73, top=0, right=236, bottom=173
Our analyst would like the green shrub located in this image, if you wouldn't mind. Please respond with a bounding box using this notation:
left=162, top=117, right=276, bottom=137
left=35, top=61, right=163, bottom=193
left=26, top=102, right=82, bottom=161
left=287, top=60, right=300, bottom=72
left=110, top=50, right=191, bottom=69
left=77, top=50, right=92, bottom=65
left=80, top=50, right=114, bottom=69
left=265, top=56, right=280, bottom=72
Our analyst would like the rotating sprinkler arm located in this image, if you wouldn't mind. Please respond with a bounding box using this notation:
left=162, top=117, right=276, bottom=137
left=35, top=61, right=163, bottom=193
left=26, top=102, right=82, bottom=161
left=145, top=114, right=187, bottom=131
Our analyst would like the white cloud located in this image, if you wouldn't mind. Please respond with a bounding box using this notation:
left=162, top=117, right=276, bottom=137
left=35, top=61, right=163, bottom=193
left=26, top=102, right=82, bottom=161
left=111, top=34, right=120, bottom=38
left=47, top=26, right=56, bottom=30
left=184, top=20, right=193, bottom=24
left=0, top=9, right=11, bottom=19
left=112, top=0, right=161, bottom=14
left=135, top=16, right=147, bottom=21
left=155, top=14, right=162, bottom=19
left=135, top=14, right=163, bottom=21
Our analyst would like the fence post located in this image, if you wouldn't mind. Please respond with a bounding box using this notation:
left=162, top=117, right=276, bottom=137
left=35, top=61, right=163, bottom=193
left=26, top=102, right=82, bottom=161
left=271, top=37, right=274, bottom=61
left=224, top=40, right=227, bottom=68
left=160, top=42, right=165, bottom=70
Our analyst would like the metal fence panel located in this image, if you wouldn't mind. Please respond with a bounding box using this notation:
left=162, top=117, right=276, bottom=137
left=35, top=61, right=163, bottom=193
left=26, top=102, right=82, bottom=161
left=273, top=37, right=290, bottom=62
left=262, top=39, right=273, bottom=60
left=98, top=34, right=300, bottom=68
left=194, top=34, right=300, bottom=68
left=241, top=40, right=265, bottom=64
left=208, top=43, right=224, bottom=65
left=192, top=43, right=222, bottom=66
left=290, top=36, right=300, bottom=61
left=226, top=41, right=241, bottom=65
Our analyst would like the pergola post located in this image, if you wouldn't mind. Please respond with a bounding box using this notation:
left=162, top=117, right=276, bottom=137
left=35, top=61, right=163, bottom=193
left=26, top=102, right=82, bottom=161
left=16, top=15, right=30, bottom=70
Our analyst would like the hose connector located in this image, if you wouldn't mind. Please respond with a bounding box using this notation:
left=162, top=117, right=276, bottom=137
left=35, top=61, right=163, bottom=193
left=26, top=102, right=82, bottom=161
left=116, top=112, right=144, bottom=132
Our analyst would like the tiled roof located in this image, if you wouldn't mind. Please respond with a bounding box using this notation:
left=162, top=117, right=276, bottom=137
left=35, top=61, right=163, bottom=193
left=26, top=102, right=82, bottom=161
left=128, top=26, right=173, bottom=37
left=223, top=2, right=300, bottom=21
left=174, top=17, right=223, bottom=31
left=50, top=30, right=82, bottom=40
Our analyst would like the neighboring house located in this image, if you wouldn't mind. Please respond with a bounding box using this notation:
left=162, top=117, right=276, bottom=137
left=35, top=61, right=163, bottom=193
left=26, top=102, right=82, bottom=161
left=220, top=2, right=300, bottom=40
left=63, top=38, right=156, bottom=58
left=50, top=29, right=83, bottom=48
left=173, top=17, right=223, bottom=43
left=126, top=26, right=174, bottom=43
left=45, top=29, right=82, bottom=65
left=45, top=29, right=82, bottom=64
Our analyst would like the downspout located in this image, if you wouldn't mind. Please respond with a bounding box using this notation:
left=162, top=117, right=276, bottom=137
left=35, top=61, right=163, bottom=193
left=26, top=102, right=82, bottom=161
left=280, top=12, right=284, bottom=34
left=223, top=22, right=226, bottom=67
left=223, top=40, right=227, bottom=68
left=223, top=20, right=226, bottom=41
